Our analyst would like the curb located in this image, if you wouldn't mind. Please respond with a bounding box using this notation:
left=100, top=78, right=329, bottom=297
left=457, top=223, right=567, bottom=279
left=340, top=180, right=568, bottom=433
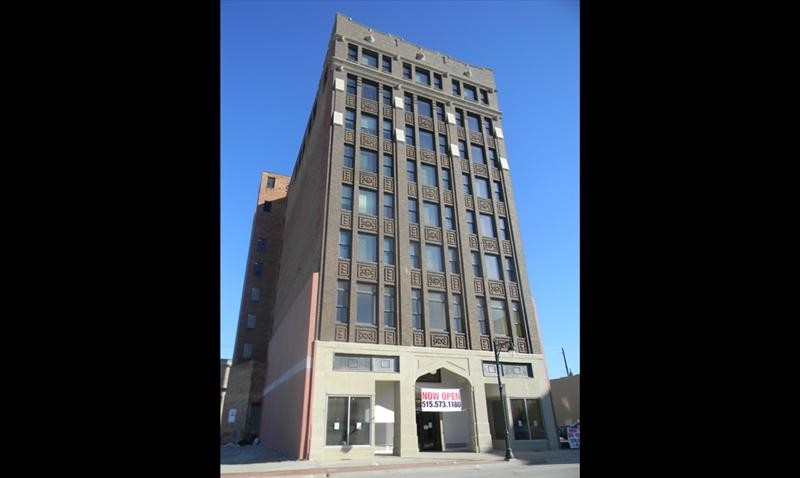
left=222, top=458, right=513, bottom=477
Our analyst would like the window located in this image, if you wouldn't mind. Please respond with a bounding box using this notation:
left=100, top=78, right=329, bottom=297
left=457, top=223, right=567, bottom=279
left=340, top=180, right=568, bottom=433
left=242, top=343, right=253, bottom=359
left=425, top=243, right=444, bottom=272
left=383, top=86, right=392, bottom=106
left=486, top=254, right=503, bottom=280
left=345, top=108, right=355, bottom=130
left=488, top=148, right=499, bottom=169
left=385, top=287, right=396, bottom=327
left=247, top=314, right=256, bottom=329
left=267, top=177, right=275, bottom=188
left=464, top=84, right=477, bottom=101
left=490, top=299, right=510, bottom=335
left=326, top=396, right=371, bottom=446
left=475, top=178, right=490, bottom=198
left=511, top=399, right=545, bottom=440
left=382, top=55, right=392, bottom=73
left=435, top=102, right=445, bottom=121
left=404, top=93, right=414, bottom=112
left=441, top=169, right=451, bottom=190
left=428, top=291, right=447, bottom=331
left=423, top=201, right=440, bottom=227
left=360, top=113, right=378, bottom=136
left=383, top=119, right=393, bottom=140
left=358, top=189, right=377, bottom=215
left=415, top=67, right=430, bottom=86
left=362, top=79, right=378, bottom=101
left=452, top=295, right=464, bottom=333
left=408, top=199, right=419, bottom=224
left=336, top=280, right=349, bottom=324
left=512, top=301, right=525, bottom=337
left=405, top=126, right=415, bottom=146
left=339, top=230, right=351, bottom=259
left=455, top=109, right=464, bottom=127
left=419, top=130, right=434, bottom=151
left=418, top=97, right=432, bottom=117
left=480, top=88, right=489, bottom=105
left=452, top=79, right=461, bottom=96
left=477, top=297, right=488, bottom=334
left=438, top=134, right=447, bottom=154
left=458, top=140, right=467, bottom=159
left=403, top=63, right=412, bottom=79
left=361, top=49, right=378, bottom=68
left=484, top=117, right=494, bottom=137
left=466, top=210, right=477, bottom=234
left=383, top=236, right=395, bottom=265
left=410, top=241, right=421, bottom=269
left=342, top=184, right=353, bottom=211
left=433, top=73, right=442, bottom=89
left=357, top=233, right=377, bottom=262
left=471, top=145, right=485, bottom=164
left=346, top=75, right=357, bottom=95
left=504, top=257, right=517, bottom=282
left=383, top=154, right=393, bottom=177
left=333, top=354, right=399, bottom=372
left=411, top=289, right=423, bottom=329
left=253, top=261, right=263, bottom=277
left=448, top=248, right=460, bottom=274
left=480, top=213, right=496, bottom=238
left=347, top=44, right=358, bottom=61
left=262, top=201, right=272, bottom=212
left=344, top=144, right=355, bottom=168
left=420, top=164, right=437, bottom=187
left=498, top=217, right=510, bottom=240
left=357, top=283, right=377, bottom=325
left=256, top=238, right=267, bottom=252
left=360, top=148, right=378, bottom=173
left=467, top=113, right=481, bottom=132
left=444, top=206, right=455, bottom=230
left=407, top=160, right=417, bottom=182
left=471, top=251, right=483, bottom=278
left=462, top=174, right=473, bottom=195
left=383, top=194, right=394, bottom=219
left=251, top=287, right=261, bottom=301
left=493, top=182, right=504, bottom=202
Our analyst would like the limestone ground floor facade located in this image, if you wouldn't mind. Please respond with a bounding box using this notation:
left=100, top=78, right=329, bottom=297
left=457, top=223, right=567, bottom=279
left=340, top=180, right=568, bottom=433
left=303, top=341, right=559, bottom=459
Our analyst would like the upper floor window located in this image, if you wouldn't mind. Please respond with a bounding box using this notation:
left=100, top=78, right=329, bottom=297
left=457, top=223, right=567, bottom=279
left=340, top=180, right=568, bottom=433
left=480, top=213, right=497, bottom=237
left=361, top=113, right=378, bottom=136
left=488, top=148, right=499, bottom=169
left=336, top=280, right=349, bottom=324
left=384, top=287, right=396, bottom=327
left=403, top=63, right=412, bottom=79
left=404, top=93, right=414, bottom=113
left=357, top=232, right=378, bottom=262
left=411, top=288, right=423, bottom=329
left=382, top=119, right=393, bottom=141
left=423, top=201, right=440, bottom=227
left=409, top=241, right=421, bottom=269
left=490, top=299, right=510, bottom=336
left=360, top=148, right=378, bottom=173
left=383, top=154, right=393, bottom=177
left=262, top=201, right=272, bottom=212
left=343, top=144, right=355, bottom=168
left=361, top=49, right=378, bottom=68
left=462, top=174, right=473, bottom=196
left=383, top=86, right=393, bottom=106
left=347, top=44, right=358, bottom=61
left=419, top=130, right=434, bottom=151
left=444, top=206, right=455, bottom=230
left=471, top=145, right=486, bottom=164
left=418, top=97, right=432, bottom=117
left=405, top=126, right=415, bottom=146
left=511, top=301, right=525, bottom=337
left=383, top=194, right=394, bottom=219
left=504, top=257, right=517, bottom=282
left=452, top=79, right=461, bottom=96
left=471, top=251, right=483, bottom=278
left=455, top=109, right=464, bottom=127
left=464, top=84, right=478, bottom=101
left=466, top=210, right=477, bottom=234
left=242, top=343, right=253, bottom=359
left=486, top=254, right=503, bottom=281
left=407, top=160, right=417, bottom=182
left=250, top=287, right=261, bottom=301
left=480, top=88, right=489, bottom=105
left=458, top=140, right=468, bottom=159
left=346, top=75, right=357, bottom=95
left=476, top=297, right=488, bottom=334
left=256, top=238, right=267, bottom=252
left=448, top=247, right=460, bottom=274
left=415, top=67, right=430, bottom=86
left=425, top=243, right=445, bottom=273
left=345, top=108, right=355, bottom=130
left=342, top=184, right=353, bottom=211
left=467, top=113, right=481, bottom=132
left=247, top=314, right=256, bottom=329
left=435, top=102, right=445, bottom=122
left=493, top=181, right=504, bottom=202
left=408, top=199, right=419, bottom=224
left=383, top=236, right=395, bottom=264
left=421, top=164, right=437, bottom=187
left=359, top=189, right=378, bottom=215
left=427, top=291, right=447, bottom=331
left=253, top=261, right=263, bottom=278
left=498, top=217, right=510, bottom=240
left=475, top=177, right=490, bottom=198
left=362, top=80, right=378, bottom=101
left=433, top=73, right=442, bottom=89
left=441, top=169, right=452, bottom=190
left=356, top=283, right=377, bottom=325
left=452, top=295, right=464, bottom=333
left=438, top=134, right=447, bottom=154
left=382, top=55, right=392, bottom=73
left=339, top=230, right=352, bottom=259
left=267, top=177, right=275, bottom=188
left=483, top=117, right=494, bottom=136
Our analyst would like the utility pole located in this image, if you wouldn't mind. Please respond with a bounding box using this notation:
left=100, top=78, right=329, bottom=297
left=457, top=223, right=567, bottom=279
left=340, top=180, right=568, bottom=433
left=561, top=347, right=573, bottom=377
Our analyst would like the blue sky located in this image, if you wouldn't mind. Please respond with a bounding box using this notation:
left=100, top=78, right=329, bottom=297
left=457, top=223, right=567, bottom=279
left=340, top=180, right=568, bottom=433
left=221, top=0, right=579, bottom=379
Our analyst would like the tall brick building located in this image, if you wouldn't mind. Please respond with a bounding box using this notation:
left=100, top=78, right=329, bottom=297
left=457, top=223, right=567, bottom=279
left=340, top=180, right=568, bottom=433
left=225, top=13, right=559, bottom=458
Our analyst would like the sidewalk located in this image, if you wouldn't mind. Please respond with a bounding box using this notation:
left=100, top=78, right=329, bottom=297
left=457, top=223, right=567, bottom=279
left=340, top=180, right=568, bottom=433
left=220, top=446, right=580, bottom=477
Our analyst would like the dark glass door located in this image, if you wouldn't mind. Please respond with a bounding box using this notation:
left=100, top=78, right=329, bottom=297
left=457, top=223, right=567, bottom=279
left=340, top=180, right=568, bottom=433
left=416, top=411, right=441, bottom=451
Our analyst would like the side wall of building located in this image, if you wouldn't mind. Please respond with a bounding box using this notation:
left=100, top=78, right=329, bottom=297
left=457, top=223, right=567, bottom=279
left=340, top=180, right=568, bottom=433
left=550, top=374, right=580, bottom=426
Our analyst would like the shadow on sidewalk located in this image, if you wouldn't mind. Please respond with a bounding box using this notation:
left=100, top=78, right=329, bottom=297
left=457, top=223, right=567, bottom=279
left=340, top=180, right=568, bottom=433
left=221, top=443, right=290, bottom=465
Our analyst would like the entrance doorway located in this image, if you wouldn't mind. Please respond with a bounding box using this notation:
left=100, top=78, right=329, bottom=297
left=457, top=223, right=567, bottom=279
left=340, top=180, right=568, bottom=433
left=416, top=411, right=441, bottom=451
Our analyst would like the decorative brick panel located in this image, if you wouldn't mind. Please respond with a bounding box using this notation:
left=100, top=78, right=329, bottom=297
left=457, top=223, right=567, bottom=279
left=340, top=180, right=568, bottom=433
left=427, top=272, right=446, bottom=289
left=477, top=197, right=493, bottom=213
left=404, top=111, right=415, bottom=124
left=383, top=105, right=393, bottom=118
left=424, top=226, right=442, bottom=243
left=361, top=98, right=378, bottom=115
left=359, top=171, right=378, bottom=189
left=487, top=281, right=505, bottom=297
left=431, top=333, right=450, bottom=348
left=450, top=274, right=462, bottom=293
left=446, top=230, right=457, bottom=246
left=383, top=141, right=393, bottom=153
left=437, top=122, right=447, bottom=134
left=361, top=133, right=378, bottom=150
left=413, top=332, right=425, bottom=346
left=340, top=212, right=352, bottom=228
left=346, top=94, right=356, bottom=108
left=461, top=159, right=470, bottom=172
left=465, top=195, right=474, bottom=209
left=356, top=262, right=378, bottom=281
left=383, top=177, right=394, bottom=192
left=335, top=325, right=348, bottom=342
left=358, top=215, right=378, bottom=232
left=457, top=127, right=466, bottom=139
left=442, top=190, right=453, bottom=205
left=345, top=129, right=355, bottom=144
left=421, top=149, right=436, bottom=164
left=406, top=144, right=416, bottom=159
left=468, top=234, right=479, bottom=250
left=496, top=202, right=506, bottom=216
left=492, top=168, right=501, bottom=180
left=343, top=168, right=354, bottom=184
left=385, top=329, right=396, bottom=345
left=383, top=220, right=395, bottom=236
left=508, top=283, right=519, bottom=299
left=418, top=116, right=434, bottom=131
left=495, top=338, right=513, bottom=352
left=337, top=260, right=350, bottom=278
left=487, top=137, right=496, bottom=148
left=409, top=223, right=419, bottom=239
left=469, top=131, right=484, bottom=144
left=421, top=186, right=439, bottom=202
left=474, top=279, right=484, bottom=295
left=473, top=163, right=489, bottom=177
left=439, top=154, right=450, bottom=168
left=411, top=270, right=422, bottom=287
left=516, top=339, right=529, bottom=354
left=482, top=237, right=499, bottom=253
left=384, top=266, right=395, bottom=284
left=455, top=334, right=467, bottom=349
left=355, top=327, right=378, bottom=343
left=480, top=336, right=491, bottom=351
left=502, top=240, right=513, bottom=256
left=408, top=182, right=417, bottom=197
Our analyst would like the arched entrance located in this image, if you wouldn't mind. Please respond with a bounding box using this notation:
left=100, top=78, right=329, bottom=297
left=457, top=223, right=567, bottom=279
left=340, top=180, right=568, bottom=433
left=414, top=367, right=475, bottom=452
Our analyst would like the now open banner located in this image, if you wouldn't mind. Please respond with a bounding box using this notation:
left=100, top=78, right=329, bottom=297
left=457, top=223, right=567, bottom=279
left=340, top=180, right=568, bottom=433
left=420, top=388, right=463, bottom=412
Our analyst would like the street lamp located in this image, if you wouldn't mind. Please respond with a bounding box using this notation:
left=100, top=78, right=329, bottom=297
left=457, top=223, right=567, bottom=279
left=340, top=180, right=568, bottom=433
left=494, top=338, right=515, bottom=460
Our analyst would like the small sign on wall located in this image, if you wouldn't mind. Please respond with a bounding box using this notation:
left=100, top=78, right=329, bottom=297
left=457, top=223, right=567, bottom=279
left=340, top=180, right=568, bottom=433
left=228, top=408, right=237, bottom=423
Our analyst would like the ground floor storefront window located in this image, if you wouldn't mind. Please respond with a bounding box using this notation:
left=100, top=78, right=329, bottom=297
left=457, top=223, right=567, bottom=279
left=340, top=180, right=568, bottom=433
left=326, top=396, right=371, bottom=446
left=510, top=398, right=545, bottom=440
